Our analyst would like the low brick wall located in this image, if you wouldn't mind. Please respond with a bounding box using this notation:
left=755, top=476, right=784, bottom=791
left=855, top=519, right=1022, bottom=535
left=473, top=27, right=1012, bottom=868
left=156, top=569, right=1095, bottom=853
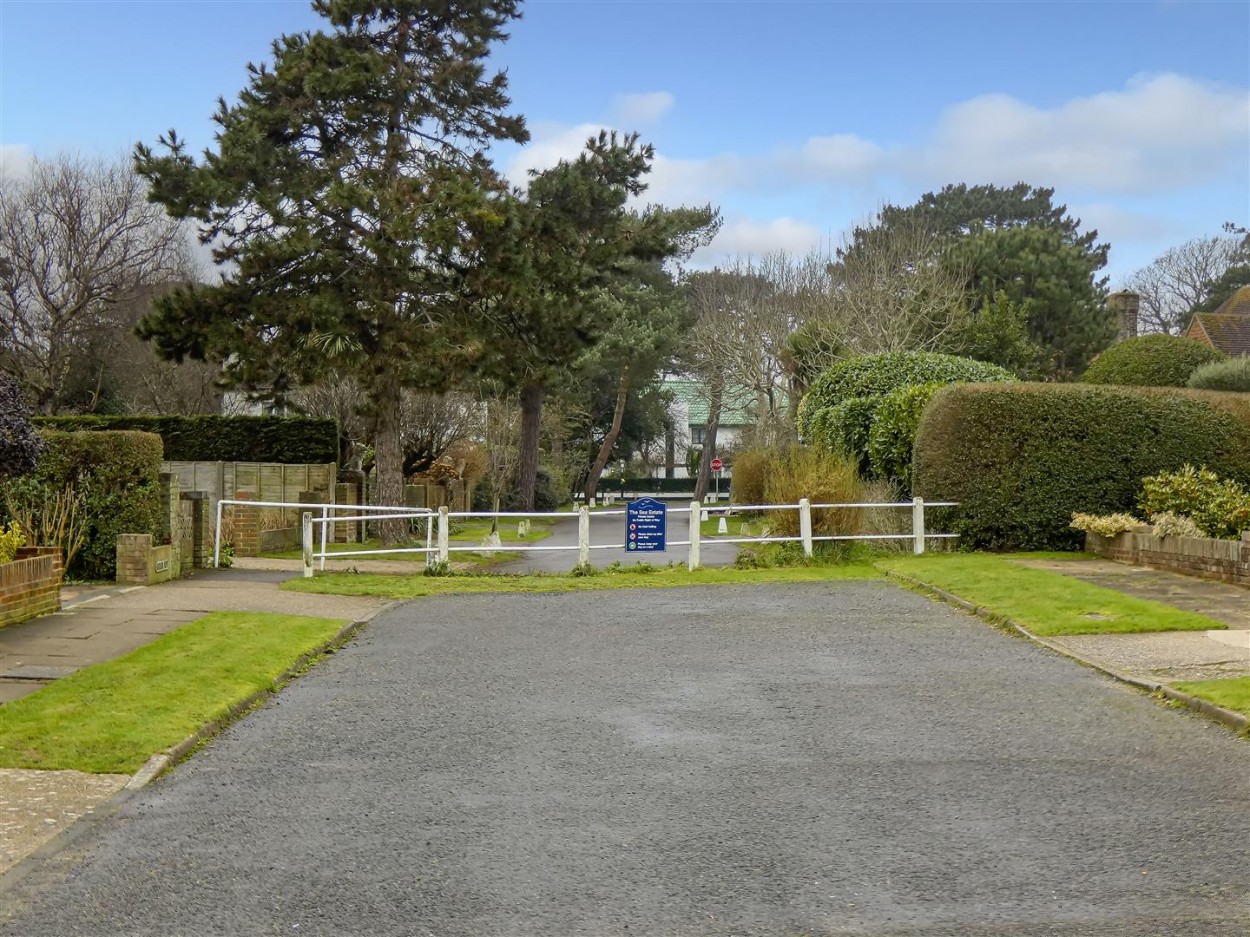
left=1, top=547, right=63, bottom=628
left=260, top=527, right=301, bottom=554
left=116, top=535, right=179, bottom=586
left=1086, top=530, right=1250, bottom=587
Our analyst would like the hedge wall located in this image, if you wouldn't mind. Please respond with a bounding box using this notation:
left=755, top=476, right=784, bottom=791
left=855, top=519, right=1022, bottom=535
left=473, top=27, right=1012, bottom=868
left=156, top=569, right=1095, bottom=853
left=1, top=430, right=164, bottom=580
left=32, top=415, right=339, bottom=464
left=912, top=384, right=1250, bottom=551
left=1081, top=334, right=1225, bottom=387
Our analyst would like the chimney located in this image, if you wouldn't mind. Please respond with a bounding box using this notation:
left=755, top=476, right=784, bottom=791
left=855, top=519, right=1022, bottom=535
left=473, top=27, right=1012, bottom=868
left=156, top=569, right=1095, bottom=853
left=1107, top=291, right=1139, bottom=341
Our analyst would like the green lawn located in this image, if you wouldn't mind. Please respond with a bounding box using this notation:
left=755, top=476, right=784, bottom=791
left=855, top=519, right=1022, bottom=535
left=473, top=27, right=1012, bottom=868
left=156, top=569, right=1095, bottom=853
left=0, top=611, right=348, bottom=773
left=877, top=553, right=1227, bottom=636
left=1174, top=677, right=1250, bottom=719
left=282, top=561, right=881, bottom=599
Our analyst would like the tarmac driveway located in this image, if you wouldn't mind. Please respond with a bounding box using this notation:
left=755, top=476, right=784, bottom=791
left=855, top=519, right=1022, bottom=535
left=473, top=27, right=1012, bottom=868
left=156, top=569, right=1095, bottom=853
left=2, top=582, right=1247, bottom=936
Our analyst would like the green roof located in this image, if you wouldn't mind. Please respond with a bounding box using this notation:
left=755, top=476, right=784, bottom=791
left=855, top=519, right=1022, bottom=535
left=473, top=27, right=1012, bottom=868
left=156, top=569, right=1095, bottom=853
left=663, top=379, right=787, bottom=427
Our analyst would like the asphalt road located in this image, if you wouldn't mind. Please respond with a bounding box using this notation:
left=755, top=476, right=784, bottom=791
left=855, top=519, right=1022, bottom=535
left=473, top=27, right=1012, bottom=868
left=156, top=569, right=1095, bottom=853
left=495, top=509, right=739, bottom=573
left=3, top=583, right=1248, bottom=936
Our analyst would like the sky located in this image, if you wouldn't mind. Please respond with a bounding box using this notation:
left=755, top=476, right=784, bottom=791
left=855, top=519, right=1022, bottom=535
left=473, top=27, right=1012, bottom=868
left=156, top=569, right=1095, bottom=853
left=1, top=0, right=1248, bottom=285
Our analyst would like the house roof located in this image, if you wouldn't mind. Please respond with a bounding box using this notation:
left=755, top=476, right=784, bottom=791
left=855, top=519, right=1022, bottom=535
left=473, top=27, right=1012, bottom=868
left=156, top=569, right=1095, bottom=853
left=1188, top=313, right=1250, bottom=357
left=1212, top=285, right=1250, bottom=317
left=664, top=379, right=771, bottom=427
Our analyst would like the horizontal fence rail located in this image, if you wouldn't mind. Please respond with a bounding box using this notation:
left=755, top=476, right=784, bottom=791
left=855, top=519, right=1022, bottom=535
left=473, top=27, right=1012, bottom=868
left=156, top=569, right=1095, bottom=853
left=202, top=497, right=962, bottom=577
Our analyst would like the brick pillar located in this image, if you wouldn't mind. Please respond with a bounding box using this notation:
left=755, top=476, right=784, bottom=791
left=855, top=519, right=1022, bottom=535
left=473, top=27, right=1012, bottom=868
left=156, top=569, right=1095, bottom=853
left=334, top=482, right=359, bottom=543
left=116, top=534, right=154, bottom=585
left=158, top=472, right=179, bottom=543
left=232, top=491, right=261, bottom=558
left=181, top=491, right=210, bottom=569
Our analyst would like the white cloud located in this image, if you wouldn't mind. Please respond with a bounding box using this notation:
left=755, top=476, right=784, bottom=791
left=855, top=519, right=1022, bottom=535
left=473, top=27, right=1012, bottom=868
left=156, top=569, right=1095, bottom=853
left=0, top=144, right=32, bottom=180
left=612, top=91, right=676, bottom=125
left=692, top=217, right=824, bottom=267
left=504, top=121, right=608, bottom=185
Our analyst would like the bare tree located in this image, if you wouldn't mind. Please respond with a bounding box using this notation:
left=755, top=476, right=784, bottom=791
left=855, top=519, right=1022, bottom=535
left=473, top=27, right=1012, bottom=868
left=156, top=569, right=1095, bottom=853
left=1123, top=234, right=1244, bottom=334
left=0, top=153, right=195, bottom=412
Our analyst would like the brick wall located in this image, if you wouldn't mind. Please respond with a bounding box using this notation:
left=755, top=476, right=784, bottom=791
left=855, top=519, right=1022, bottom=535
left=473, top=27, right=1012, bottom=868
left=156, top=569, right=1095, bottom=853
left=1, top=547, right=63, bottom=628
left=231, top=491, right=261, bottom=557
left=116, top=535, right=179, bottom=586
left=1087, top=531, right=1250, bottom=587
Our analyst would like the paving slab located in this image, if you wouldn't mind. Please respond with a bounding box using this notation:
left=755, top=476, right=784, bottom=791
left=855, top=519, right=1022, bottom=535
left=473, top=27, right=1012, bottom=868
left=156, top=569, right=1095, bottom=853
left=0, top=769, right=129, bottom=877
left=1047, top=630, right=1250, bottom=682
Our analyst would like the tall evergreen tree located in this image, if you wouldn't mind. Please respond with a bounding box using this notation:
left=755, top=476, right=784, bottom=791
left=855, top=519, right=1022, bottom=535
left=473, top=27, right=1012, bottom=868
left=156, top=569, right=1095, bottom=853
left=134, top=0, right=527, bottom=538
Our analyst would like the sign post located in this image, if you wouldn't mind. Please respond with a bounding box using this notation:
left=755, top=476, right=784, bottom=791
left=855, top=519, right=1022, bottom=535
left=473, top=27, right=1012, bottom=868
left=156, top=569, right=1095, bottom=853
left=710, top=457, right=723, bottom=501
left=625, top=497, right=667, bottom=553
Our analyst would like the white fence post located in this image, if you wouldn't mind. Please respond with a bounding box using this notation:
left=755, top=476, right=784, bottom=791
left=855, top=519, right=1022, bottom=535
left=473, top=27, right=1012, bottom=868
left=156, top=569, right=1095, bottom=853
left=688, top=501, right=701, bottom=571
left=912, top=496, right=925, bottom=555
left=578, top=506, right=591, bottom=567
left=319, top=504, right=329, bottom=571
left=437, top=506, right=449, bottom=564
left=213, top=498, right=223, bottom=568
left=799, top=498, right=813, bottom=558
left=301, top=512, right=314, bottom=578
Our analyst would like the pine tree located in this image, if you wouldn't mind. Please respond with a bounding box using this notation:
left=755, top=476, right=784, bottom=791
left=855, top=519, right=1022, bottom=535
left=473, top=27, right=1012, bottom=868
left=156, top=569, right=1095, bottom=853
left=134, top=0, right=527, bottom=539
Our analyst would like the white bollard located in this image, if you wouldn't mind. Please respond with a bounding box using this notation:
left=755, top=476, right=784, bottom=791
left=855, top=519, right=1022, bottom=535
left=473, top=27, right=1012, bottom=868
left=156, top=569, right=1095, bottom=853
left=301, top=512, right=314, bottom=578
left=438, top=506, right=450, bottom=563
left=717, top=516, right=728, bottom=535
left=688, top=500, right=701, bottom=571
left=589, top=496, right=596, bottom=508
left=912, top=496, right=926, bottom=555
left=700, top=509, right=708, bottom=521
left=578, top=505, right=591, bottom=567
left=799, top=498, right=813, bottom=557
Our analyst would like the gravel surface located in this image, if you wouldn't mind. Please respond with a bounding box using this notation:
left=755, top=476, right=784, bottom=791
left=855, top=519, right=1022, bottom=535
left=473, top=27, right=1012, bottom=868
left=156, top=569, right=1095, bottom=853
left=2, top=582, right=1247, bottom=936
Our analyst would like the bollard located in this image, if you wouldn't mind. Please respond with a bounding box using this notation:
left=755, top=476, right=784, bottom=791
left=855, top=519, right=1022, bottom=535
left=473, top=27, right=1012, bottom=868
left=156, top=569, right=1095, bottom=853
left=912, top=497, right=926, bottom=555
left=301, top=512, right=314, bottom=578
left=799, top=498, right=813, bottom=557
left=717, top=516, right=728, bottom=535
left=578, top=506, right=591, bottom=568
left=438, top=506, right=450, bottom=563
left=688, top=500, right=701, bottom=571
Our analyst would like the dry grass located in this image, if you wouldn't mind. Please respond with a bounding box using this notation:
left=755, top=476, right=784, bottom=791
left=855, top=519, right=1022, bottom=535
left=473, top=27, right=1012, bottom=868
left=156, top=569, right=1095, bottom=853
left=762, top=446, right=865, bottom=538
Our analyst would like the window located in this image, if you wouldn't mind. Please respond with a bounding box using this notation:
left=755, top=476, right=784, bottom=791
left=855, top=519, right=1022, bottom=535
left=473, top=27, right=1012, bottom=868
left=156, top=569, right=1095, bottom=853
left=691, top=426, right=705, bottom=445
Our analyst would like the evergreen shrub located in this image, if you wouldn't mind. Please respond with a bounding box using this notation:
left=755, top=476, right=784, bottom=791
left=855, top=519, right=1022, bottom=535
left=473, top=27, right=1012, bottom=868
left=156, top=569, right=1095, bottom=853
left=912, top=384, right=1250, bottom=551
left=1081, top=334, right=1225, bottom=387
left=1187, top=356, right=1250, bottom=393
left=32, top=415, right=339, bottom=464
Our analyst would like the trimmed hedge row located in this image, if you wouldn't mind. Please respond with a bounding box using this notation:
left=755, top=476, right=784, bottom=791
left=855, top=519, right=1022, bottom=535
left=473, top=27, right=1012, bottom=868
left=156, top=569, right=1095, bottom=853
left=912, top=384, right=1250, bottom=551
left=1188, top=355, right=1250, bottom=392
left=1, top=430, right=164, bottom=580
left=1081, top=334, right=1225, bottom=387
left=32, top=415, right=339, bottom=464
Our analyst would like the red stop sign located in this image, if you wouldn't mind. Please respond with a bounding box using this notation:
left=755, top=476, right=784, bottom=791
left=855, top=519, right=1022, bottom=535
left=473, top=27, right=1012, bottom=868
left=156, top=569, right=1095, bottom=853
left=710, top=458, right=723, bottom=472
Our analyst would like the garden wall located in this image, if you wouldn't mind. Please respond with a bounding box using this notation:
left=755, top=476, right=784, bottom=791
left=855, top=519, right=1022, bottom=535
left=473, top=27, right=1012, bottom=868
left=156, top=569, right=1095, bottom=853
left=0, top=547, right=63, bottom=628
left=1086, top=530, right=1250, bottom=587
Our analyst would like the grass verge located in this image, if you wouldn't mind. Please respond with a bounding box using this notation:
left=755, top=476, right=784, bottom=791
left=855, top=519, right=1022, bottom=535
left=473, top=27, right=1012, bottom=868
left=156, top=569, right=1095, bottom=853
left=1173, top=677, right=1250, bottom=719
left=876, top=553, right=1226, bottom=636
left=0, top=611, right=348, bottom=773
left=282, top=561, right=881, bottom=599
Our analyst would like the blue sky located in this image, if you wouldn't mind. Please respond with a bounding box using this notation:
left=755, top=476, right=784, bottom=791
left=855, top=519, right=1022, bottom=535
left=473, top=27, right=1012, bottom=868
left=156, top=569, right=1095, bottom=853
left=2, top=0, right=1247, bottom=283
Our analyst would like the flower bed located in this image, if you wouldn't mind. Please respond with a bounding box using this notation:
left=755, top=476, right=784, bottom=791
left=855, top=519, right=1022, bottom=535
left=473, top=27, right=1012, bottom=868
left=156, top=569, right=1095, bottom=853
left=0, top=547, right=63, bottom=628
left=1086, top=530, right=1250, bottom=587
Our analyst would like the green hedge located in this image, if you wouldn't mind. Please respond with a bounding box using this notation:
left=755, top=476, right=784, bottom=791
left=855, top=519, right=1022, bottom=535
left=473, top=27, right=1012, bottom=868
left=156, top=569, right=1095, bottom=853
left=867, top=382, right=944, bottom=489
left=798, top=351, right=1016, bottom=437
left=912, top=384, right=1250, bottom=551
left=32, top=415, right=339, bottom=464
left=1, top=430, right=164, bottom=580
left=1081, top=334, right=1225, bottom=387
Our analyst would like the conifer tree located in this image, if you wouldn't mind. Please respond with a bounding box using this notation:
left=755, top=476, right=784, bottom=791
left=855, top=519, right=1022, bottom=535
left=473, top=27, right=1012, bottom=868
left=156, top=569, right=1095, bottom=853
left=134, top=0, right=527, bottom=538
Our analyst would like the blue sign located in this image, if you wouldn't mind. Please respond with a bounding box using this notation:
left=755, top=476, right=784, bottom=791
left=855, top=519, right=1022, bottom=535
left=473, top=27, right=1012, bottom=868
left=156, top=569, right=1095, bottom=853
left=625, top=497, right=667, bottom=552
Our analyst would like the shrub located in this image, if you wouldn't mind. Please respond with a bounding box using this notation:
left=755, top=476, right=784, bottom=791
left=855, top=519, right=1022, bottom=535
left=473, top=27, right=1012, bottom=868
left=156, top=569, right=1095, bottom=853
left=798, top=351, right=1016, bottom=437
left=474, top=467, right=562, bottom=513
left=0, top=520, right=24, bottom=564
left=1149, top=512, right=1205, bottom=539
left=729, top=448, right=770, bottom=506
left=761, top=447, right=865, bottom=543
left=0, top=374, right=44, bottom=478
left=1187, top=356, right=1250, bottom=393
left=32, top=415, right=339, bottom=464
left=866, top=382, right=944, bottom=492
left=912, top=384, right=1250, bottom=551
left=1138, top=465, right=1250, bottom=540
left=1081, top=334, right=1225, bottom=387
left=1070, top=513, right=1144, bottom=537
left=0, top=430, right=164, bottom=579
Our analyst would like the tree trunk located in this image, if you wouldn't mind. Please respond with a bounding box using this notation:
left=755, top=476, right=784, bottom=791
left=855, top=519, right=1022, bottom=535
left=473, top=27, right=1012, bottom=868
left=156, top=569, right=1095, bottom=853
left=584, top=366, right=630, bottom=501
left=516, top=381, right=544, bottom=511
left=692, top=377, right=723, bottom=502
left=372, top=378, right=406, bottom=545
